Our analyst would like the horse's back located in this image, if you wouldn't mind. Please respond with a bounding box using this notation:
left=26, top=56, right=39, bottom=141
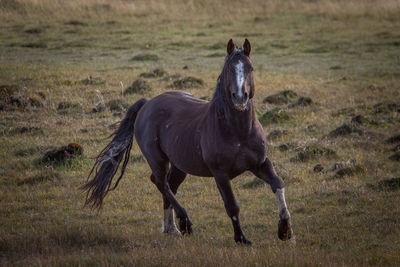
left=134, top=91, right=213, bottom=176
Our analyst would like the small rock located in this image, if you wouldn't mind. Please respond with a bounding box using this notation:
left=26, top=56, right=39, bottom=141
left=332, top=162, right=345, bottom=171
left=313, top=164, right=324, bottom=172
left=183, top=65, right=188, bottom=70
left=389, top=152, right=400, bottom=161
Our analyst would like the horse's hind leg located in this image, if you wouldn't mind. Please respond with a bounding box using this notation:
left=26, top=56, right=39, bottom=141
left=148, top=158, right=192, bottom=235
left=162, top=165, right=187, bottom=235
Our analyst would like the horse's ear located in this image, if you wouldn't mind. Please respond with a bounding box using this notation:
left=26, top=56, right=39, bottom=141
left=227, top=39, right=235, bottom=55
left=243, top=38, right=251, bottom=57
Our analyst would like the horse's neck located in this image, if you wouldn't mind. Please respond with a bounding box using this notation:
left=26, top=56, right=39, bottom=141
left=210, top=77, right=255, bottom=138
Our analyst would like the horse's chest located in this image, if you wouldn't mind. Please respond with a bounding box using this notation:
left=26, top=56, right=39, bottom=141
left=204, top=138, right=266, bottom=174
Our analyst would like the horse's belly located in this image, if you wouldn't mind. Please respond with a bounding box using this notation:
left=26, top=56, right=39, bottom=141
left=161, top=126, right=213, bottom=177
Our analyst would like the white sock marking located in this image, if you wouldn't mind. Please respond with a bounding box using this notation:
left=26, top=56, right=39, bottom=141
left=275, top=188, right=290, bottom=219
left=162, top=206, right=180, bottom=235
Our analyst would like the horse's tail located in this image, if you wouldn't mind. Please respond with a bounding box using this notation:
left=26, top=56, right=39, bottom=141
left=81, top=98, right=148, bottom=209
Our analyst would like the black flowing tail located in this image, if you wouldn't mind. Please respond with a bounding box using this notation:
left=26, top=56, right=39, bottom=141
left=81, top=98, right=148, bottom=209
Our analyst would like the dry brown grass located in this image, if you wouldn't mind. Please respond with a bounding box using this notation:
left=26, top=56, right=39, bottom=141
left=1, top=0, right=400, bottom=266
left=1, top=0, right=400, bottom=19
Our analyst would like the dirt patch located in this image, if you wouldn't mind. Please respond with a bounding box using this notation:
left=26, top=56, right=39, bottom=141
left=378, top=177, right=400, bottom=190
left=170, top=76, right=204, bottom=89
left=328, top=124, right=363, bottom=138
left=263, top=90, right=297, bottom=105
left=125, top=79, right=151, bottom=94
left=385, top=134, right=400, bottom=144
left=389, top=152, right=400, bottom=161
left=20, top=42, right=47, bottom=49
left=42, top=143, right=83, bottom=164
left=25, top=27, right=42, bottom=34
left=291, top=144, right=337, bottom=162
left=259, top=108, right=290, bottom=126
left=130, top=54, right=159, bottom=61
left=1, top=94, right=43, bottom=110
left=65, top=20, right=88, bottom=26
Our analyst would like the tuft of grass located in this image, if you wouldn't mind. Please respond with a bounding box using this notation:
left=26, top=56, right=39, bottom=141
left=332, top=164, right=366, bottom=179
left=258, top=108, right=290, bottom=126
left=291, top=144, right=338, bottom=162
left=17, top=169, right=60, bottom=186
left=170, top=76, right=204, bottom=89
left=125, top=79, right=151, bottom=94
left=106, top=99, right=129, bottom=111
left=328, top=124, right=363, bottom=138
left=242, top=177, right=265, bottom=188
left=263, top=90, right=297, bottom=105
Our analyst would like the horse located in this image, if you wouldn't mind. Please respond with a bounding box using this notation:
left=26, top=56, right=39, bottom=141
left=82, top=39, right=292, bottom=244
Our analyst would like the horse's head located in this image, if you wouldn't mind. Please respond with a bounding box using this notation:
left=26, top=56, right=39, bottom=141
left=223, top=39, right=254, bottom=112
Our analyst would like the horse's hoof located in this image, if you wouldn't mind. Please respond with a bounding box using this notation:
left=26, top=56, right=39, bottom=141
left=162, top=226, right=182, bottom=236
left=278, top=218, right=292, bottom=241
left=235, top=235, right=252, bottom=245
left=179, top=217, right=193, bottom=235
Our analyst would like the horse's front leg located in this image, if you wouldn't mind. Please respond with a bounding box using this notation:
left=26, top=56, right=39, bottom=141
left=214, top=173, right=251, bottom=245
left=251, top=157, right=293, bottom=240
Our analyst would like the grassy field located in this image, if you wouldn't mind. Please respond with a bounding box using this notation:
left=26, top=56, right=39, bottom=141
left=1, top=0, right=400, bottom=265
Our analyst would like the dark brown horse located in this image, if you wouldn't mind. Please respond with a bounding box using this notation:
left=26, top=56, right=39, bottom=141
left=82, top=39, right=292, bottom=244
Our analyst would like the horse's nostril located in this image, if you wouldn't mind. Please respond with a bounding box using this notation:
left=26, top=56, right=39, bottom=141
left=232, top=92, right=237, bottom=99
left=244, top=92, right=248, bottom=99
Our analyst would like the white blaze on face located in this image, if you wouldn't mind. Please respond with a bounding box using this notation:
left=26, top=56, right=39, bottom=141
left=234, top=60, right=244, bottom=98
left=275, top=188, right=290, bottom=220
